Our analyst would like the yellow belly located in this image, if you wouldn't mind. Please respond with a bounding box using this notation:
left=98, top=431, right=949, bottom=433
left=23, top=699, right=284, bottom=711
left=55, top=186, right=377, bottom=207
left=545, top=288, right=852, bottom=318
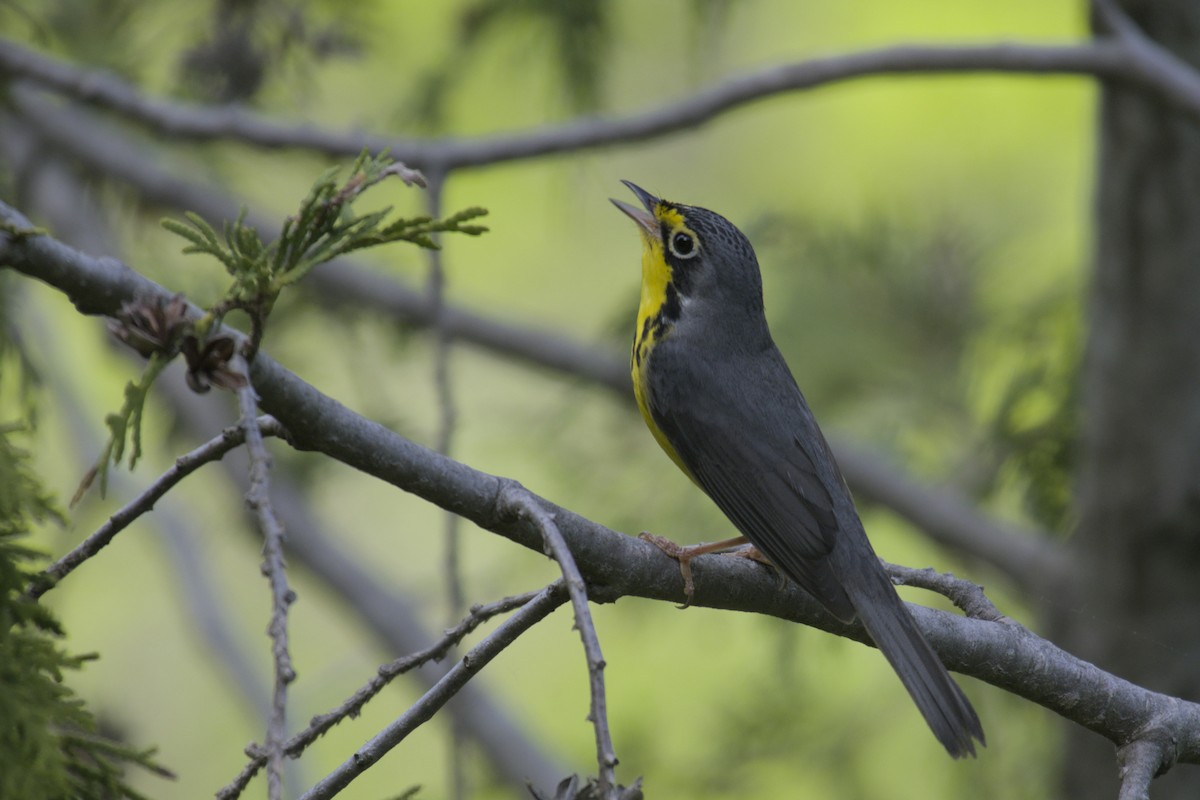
left=632, top=337, right=695, bottom=482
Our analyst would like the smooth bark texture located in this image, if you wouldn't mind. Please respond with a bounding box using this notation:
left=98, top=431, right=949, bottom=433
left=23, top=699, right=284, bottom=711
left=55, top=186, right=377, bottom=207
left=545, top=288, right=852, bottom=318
left=1064, top=1, right=1200, bottom=796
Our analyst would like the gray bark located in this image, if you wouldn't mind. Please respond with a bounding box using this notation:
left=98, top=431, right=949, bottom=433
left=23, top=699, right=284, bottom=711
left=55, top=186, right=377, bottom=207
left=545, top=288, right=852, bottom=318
left=1062, top=2, right=1200, bottom=796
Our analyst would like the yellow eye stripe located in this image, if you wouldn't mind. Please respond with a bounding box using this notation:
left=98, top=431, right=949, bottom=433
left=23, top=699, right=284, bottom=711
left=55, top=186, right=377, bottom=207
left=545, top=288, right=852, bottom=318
left=654, top=205, right=700, bottom=262
left=655, top=204, right=686, bottom=229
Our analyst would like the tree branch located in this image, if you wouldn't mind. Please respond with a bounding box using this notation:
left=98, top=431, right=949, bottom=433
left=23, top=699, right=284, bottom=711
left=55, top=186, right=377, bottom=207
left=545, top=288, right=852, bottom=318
left=7, top=200, right=1197, bottom=779
left=883, top=561, right=1004, bottom=622
left=499, top=485, right=620, bottom=796
left=1092, top=0, right=1200, bottom=113
left=151, top=364, right=571, bottom=794
left=231, top=360, right=295, bottom=800
left=216, top=588, right=547, bottom=800
left=6, top=35, right=1200, bottom=170
left=1, top=95, right=1066, bottom=593
left=1116, top=738, right=1166, bottom=800
left=3, top=89, right=633, bottom=394
left=27, top=416, right=284, bottom=598
left=296, top=583, right=568, bottom=800
left=1, top=135, right=566, bottom=794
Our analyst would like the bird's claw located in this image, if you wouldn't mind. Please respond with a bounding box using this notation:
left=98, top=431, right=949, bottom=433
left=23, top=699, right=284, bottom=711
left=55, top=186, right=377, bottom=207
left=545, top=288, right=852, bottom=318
left=639, top=532, right=698, bottom=608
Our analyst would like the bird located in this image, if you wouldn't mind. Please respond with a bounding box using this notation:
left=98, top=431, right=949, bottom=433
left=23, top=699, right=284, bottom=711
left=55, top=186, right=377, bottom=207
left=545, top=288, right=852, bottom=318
left=611, top=180, right=985, bottom=758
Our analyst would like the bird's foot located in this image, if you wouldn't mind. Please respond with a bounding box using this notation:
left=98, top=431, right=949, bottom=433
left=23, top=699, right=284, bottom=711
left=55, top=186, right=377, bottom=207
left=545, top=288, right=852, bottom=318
left=638, top=532, right=749, bottom=608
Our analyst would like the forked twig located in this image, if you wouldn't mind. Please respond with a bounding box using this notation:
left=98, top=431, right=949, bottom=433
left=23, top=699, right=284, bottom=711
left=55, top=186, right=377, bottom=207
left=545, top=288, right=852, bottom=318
left=215, top=588, right=549, bottom=800
left=232, top=357, right=294, bottom=800
left=295, top=582, right=567, bottom=800
left=28, top=415, right=284, bottom=599
left=498, top=482, right=620, bottom=798
left=883, top=561, right=1006, bottom=622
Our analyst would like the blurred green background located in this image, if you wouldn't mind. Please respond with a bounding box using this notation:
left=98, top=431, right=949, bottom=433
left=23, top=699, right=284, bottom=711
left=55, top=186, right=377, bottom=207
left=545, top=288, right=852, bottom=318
left=2, top=0, right=1089, bottom=797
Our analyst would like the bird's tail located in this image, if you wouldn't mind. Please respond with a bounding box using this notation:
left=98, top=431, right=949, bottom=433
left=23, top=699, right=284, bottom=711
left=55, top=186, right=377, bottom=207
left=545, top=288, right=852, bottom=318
left=843, top=553, right=985, bottom=758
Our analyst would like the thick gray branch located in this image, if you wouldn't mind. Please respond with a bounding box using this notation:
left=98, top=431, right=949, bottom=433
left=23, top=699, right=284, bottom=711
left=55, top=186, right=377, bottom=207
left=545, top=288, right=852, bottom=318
left=4, top=202, right=1199, bottom=775
left=1, top=94, right=1063, bottom=591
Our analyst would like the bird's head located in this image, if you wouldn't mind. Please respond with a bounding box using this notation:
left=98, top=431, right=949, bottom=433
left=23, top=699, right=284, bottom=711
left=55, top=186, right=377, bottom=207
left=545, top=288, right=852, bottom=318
left=611, top=180, right=764, bottom=326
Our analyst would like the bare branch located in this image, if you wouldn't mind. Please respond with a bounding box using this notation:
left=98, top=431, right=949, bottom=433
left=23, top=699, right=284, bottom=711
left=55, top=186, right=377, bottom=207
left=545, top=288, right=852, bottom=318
left=151, top=367, right=570, bottom=793
left=215, top=588, right=544, bottom=800
left=4, top=89, right=633, bottom=395
left=232, top=358, right=295, bottom=800
left=499, top=484, right=620, bottom=796
left=27, top=415, right=284, bottom=598
left=883, top=561, right=1004, bottom=622
left=1117, top=741, right=1157, bottom=800
left=296, top=583, right=568, bottom=800
left=421, top=169, right=471, bottom=800
left=9, top=199, right=1200, bottom=780
left=7, top=35, right=1200, bottom=170
left=1092, top=0, right=1200, bottom=115
left=30, top=309, right=278, bottom=729
left=2, top=95, right=1067, bottom=593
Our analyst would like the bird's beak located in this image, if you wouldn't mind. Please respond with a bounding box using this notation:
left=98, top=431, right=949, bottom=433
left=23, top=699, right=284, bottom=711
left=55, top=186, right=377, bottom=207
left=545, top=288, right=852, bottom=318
left=610, top=180, right=660, bottom=236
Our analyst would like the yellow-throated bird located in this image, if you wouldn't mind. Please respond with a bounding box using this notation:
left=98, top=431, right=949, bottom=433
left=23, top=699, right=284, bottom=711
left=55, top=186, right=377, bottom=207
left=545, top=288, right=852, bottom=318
left=612, top=180, right=984, bottom=758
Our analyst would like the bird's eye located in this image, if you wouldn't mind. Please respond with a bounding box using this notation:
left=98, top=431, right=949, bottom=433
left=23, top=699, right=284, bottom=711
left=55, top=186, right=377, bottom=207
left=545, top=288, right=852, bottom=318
left=669, top=231, right=697, bottom=259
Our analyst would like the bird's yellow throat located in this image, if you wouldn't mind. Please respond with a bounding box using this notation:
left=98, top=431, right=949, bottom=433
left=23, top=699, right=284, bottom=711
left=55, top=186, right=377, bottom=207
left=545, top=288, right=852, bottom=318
left=631, top=202, right=688, bottom=375
left=631, top=217, right=693, bottom=478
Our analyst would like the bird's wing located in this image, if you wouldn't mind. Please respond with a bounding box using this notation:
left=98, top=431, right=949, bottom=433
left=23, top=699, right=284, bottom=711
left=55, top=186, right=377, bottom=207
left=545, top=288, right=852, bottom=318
left=650, top=389, right=857, bottom=621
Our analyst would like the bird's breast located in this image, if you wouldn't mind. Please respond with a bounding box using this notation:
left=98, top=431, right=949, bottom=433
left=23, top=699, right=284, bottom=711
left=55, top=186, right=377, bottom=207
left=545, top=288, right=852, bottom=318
left=631, top=318, right=696, bottom=480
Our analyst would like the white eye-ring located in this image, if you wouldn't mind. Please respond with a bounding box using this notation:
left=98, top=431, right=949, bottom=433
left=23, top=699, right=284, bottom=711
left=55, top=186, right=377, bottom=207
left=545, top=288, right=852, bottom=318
left=669, top=231, right=698, bottom=259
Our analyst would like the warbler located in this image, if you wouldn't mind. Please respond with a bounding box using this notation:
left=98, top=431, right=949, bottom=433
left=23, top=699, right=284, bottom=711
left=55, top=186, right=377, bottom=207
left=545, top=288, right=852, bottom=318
left=612, top=180, right=985, bottom=758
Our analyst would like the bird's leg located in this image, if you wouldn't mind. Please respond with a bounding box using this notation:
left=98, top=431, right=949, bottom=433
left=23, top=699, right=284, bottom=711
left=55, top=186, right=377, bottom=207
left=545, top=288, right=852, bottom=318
left=638, top=533, right=749, bottom=606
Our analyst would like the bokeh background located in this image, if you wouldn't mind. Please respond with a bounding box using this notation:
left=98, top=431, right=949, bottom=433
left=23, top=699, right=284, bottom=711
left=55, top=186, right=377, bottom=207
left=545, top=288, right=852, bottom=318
left=2, top=1, right=1100, bottom=798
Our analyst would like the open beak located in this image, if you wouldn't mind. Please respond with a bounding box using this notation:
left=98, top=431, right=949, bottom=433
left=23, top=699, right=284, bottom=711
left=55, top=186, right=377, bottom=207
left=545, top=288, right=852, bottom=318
left=610, top=180, right=660, bottom=236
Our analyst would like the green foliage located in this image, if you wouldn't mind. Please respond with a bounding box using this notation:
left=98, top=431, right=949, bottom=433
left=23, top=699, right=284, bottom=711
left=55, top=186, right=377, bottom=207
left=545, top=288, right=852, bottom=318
left=78, top=152, right=488, bottom=499
left=749, top=212, right=980, bottom=412
left=982, top=291, right=1080, bottom=532
left=0, top=0, right=143, bottom=76
left=162, top=151, right=487, bottom=325
left=178, top=0, right=372, bottom=103
left=0, top=426, right=170, bottom=799
left=87, top=353, right=169, bottom=499
left=0, top=276, right=44, bottom=425
left=748, top=211, right=1079, bottom=531
left=0, top=424, right=64, bottom=555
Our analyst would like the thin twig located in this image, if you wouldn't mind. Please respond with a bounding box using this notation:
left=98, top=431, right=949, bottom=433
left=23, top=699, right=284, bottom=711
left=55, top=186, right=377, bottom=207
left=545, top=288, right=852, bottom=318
left=423, top=168, right=469, bottom=800
left=150, top=376, right=571, bottom=800
left=215, top=588, right=546, bottom=800
left=6, top=86, right=633, bottom=394
left=426, top=171, right=463, bottom=621
left=295, top=582, right=568, bottom=800
left=232, top=356, right=294, bottom=800
left=498, top=482, right=620, bottom=797
left=883, top=561, right=1005, bottom=622
left=27, top=415, right=284, bottom=599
